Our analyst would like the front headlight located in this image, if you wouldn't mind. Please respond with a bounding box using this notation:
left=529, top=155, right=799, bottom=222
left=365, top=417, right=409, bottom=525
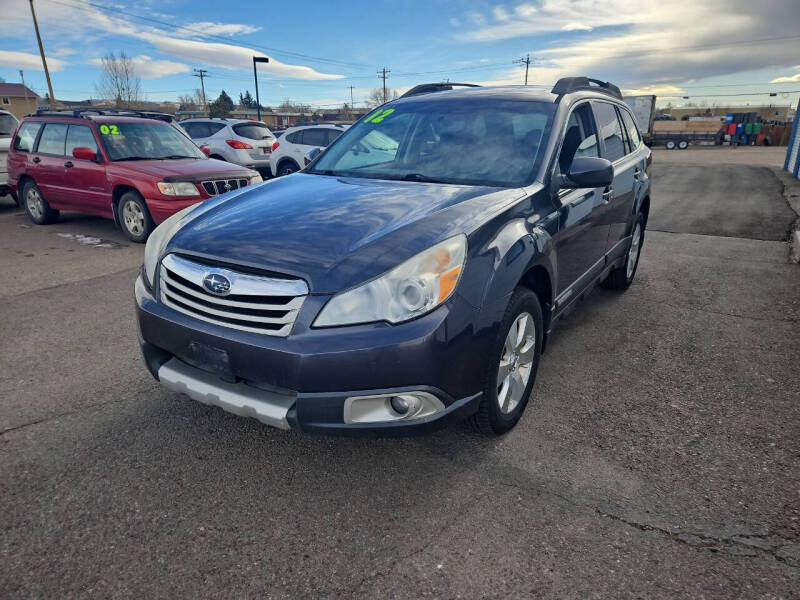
left=143, top=204, right=199, bottom=286
left=157, top=181, right=200, bottom=196
left=314, top=235, right=467, bottom=327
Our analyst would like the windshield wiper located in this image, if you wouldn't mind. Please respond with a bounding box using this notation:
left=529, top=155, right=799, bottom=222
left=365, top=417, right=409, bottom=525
left=158, top=155, right=197, bottom=160
left=400, top=173, right=448, bottom=184
left=113, top=156, right=151, bottom=161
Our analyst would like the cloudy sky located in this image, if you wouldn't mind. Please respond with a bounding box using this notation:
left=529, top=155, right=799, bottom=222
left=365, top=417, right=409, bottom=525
left=1, top=0, right=799, bottom=109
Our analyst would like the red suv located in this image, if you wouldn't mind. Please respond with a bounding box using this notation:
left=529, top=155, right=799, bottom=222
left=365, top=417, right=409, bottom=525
left=7, top=109, right=261, bottom=242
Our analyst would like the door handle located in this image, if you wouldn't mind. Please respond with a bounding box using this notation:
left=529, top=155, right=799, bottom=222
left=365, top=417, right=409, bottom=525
left=601, top=187, right=613, bottom=203
left=64, top=161, right=74, bottom=168
left=634, top=168, right=642, bottom=179
left=32, top=156, right=41, bottom=164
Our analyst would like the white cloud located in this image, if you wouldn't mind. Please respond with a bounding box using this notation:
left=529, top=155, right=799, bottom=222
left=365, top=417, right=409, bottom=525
left=770, top=73, right=800, bottom=83
left=467, top=12, right=486, bottom=26
left=461, top=1, right=800, bottom=91
left=182, top=22, right=261, bottom=36
left=493, top=7, right=510, bottom=21
left=622, top=84, right=684, bottom=96
left=89, top=55, right=191, bottom=79
left=449, top=17, right=460, bottom=27
left=0, top=50, right=67, bottom=72
left=0, top=0, right=342, bottom=81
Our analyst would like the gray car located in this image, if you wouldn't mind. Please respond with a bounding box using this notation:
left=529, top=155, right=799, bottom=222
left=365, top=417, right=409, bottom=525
left=180, top=118, right=276, bottom=175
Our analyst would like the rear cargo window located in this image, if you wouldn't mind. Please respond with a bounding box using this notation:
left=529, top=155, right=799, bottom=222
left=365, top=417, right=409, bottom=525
left=13, top=122, right=41, bottom=152
left=232, top=123, right=272, bottom=140
left=0, top=113, right=18, bottom=137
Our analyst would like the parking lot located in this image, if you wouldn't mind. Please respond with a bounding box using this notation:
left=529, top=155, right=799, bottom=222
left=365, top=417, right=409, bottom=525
left=1, top=148, right=799, bottom=598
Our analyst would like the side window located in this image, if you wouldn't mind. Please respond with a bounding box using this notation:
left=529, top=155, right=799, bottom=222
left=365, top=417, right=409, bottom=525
left=619, top=109, right=641, bottom=151
left=593, top=102, right=625, bottom=162
left=13, top=122, right=42, bottom=152
left=557, top=104, right=598, bottom=174
left=326, top=128, right=343, bottom=146
left=286, top=130, right=302, bottom=144
left=66, top=125, right=99, bottom=157
left=302, top=128, right=328, bottom=147
left=207, top=122, right=226, bottom=136
left=37, top=123, right=68, bottom=155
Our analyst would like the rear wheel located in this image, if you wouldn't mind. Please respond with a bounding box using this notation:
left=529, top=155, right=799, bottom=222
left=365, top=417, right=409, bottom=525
left=22, top=180, right=59, bottom=225
left=277, top=160, right=299, bottom=176
left=471, top=288, right=543, bottom=435
left=678, top=139, right=689, bottom=150
left=119, top=191, right=154, bottom=243
left=665, top=140, right=676, bottom=150
left=602, top=213, right=644, bottom=290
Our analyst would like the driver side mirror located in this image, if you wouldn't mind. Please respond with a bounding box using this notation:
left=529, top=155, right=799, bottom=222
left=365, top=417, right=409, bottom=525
left=72, top=146, right=98, bottom=161
left=304, top=146, right=322, bottom=166
left=560, top=156, right=613, bottom=189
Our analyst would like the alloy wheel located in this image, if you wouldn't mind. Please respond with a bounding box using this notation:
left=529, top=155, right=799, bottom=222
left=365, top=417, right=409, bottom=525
left=497, top=312, right=536, bottom=414
left=627, top=222, right=642, bottom=279
left=122, top=200, right=145, bottom=236
left=27, top=188, right=44, bottom=219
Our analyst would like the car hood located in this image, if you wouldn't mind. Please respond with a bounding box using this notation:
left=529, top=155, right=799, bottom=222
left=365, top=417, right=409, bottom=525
left=166, top=173, right=527, bottom=293
left=108, top=158, right=253, bottom=181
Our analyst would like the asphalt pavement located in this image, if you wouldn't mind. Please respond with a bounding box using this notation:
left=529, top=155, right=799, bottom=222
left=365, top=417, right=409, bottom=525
left=1, top=149, right=799, bottom=598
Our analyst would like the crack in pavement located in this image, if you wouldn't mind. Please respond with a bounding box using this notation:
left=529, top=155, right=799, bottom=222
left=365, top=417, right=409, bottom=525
left=0, top=397, right=128, bottom=437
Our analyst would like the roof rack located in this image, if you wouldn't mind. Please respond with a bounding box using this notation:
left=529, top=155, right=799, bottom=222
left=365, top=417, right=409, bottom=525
left=551, top=77, right=622, bottom=100
left=31, top=107, right=176, bottom=123
left=399, top=82, right=481, bottom=98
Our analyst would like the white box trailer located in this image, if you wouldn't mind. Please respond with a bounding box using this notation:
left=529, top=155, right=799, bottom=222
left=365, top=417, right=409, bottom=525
left=623, top=95, right=656, bottom=144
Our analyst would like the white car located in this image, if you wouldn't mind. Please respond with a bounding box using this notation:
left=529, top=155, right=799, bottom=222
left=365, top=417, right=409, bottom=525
left=181, top=118, right=276, bottom=174
left=270, top=124, right=348, bottom=177
left=0, top=110, right=19, bottom=199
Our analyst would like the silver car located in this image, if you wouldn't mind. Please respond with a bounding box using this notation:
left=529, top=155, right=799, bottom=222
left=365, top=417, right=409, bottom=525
left=0, top=110, right=20, bottom=199
left=180, top=118, right=276, bottom=174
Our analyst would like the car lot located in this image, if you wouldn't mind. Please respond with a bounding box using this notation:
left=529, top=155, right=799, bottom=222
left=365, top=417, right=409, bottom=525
left=1, top=148, right=799, bottom=598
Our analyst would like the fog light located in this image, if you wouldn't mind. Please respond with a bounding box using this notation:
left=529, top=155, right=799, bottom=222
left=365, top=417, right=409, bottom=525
left=390, top=394, right=421, bottom=415
left=343, top=391, right=446, bottom=424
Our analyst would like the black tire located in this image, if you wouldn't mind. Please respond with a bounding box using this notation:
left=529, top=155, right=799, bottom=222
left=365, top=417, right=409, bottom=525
left=665, top=140, right=676, bottom=150
left=22, top=179, right=59, bottom=225
left=678, top=139, right=689, bottom=150
left=210, top=154, right=226, bottom=161
left=470, top=288, right=543, bottom=436
left=118, top=191, right=154, bottom=243
left=602, top=212, right=645, bottom=291
left=277, top=160, right=299, bottom=177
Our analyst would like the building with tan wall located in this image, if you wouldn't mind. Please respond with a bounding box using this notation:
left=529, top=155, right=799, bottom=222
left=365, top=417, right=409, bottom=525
left=0, top=83, right=40, bottom=119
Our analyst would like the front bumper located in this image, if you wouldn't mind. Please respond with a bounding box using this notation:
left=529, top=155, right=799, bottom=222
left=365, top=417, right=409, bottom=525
left=136, top=273, right=488, bottom=435
left=145, top=197, right=204, bottom=225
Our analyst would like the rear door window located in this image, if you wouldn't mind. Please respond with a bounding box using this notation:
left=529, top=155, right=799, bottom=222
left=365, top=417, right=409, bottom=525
left=301, top=128, right=328, bottom=147
left=232, top=122, right=272, bottom=140
left=592, top=102, right=626, bottom=162
left=325, top=128, right=344, bottom=145
left=619, top=109, right=642, bottom=152
left=66, top=125, right=99, bottom=157
left=0, top=113, right=18, bottom=137
left=13, top=122, right=41, bottom=152
left=183, top=122, right=208, bottom=139
left=37, top=123, right=68, bottom=155
left=285, top=130, right=302, bottom=144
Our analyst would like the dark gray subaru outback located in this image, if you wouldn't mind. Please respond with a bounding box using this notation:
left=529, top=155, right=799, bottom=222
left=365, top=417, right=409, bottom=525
left=135, top=77, right=651, bottom=436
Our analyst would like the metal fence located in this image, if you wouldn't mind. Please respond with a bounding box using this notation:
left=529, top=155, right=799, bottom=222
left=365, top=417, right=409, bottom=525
left=785, top=109, right=800, bottom=179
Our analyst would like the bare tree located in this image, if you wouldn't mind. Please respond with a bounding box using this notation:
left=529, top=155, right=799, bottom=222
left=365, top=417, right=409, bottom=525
left=365, top=88, right=398, bottom=108
left=178, top=89, right=205, bottom=110
left=95, top=52, right=141, bottom=108
left=277, top=98, right=311, bottom=113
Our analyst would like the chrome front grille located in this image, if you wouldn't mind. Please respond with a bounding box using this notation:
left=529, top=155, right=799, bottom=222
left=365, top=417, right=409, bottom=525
left=201, top=178, right=250, bottom=196
left=158, top=254, right=307, bottom=337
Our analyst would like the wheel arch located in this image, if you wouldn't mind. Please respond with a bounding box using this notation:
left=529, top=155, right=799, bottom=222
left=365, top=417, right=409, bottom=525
left=111, top=184, right=142, bottom=227
left=277, top=157, right=300, bottom=173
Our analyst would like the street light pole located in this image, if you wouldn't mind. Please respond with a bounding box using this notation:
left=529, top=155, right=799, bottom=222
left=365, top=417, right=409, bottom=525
left=253, top=56, right=269, bottom=122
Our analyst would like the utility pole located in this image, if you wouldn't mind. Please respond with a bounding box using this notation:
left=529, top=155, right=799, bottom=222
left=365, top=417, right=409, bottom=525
left=349, top=85, right=355, bottom=109
left=193, top=68, right=208, bottom=113
left=513, top=54, right=535, bottom=86
left=252, top=56, right=269, bottom=122
left=29, top=0, right=56, bottom=108
left=19, top=70, right=33, bottom=115
left=378, top=67, right=390, bottom=103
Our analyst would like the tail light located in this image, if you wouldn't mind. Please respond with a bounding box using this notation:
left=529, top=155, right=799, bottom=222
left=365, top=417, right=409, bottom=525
left=199, top=144, right=211, bottom=156
left=271, top=141, right=280, bottom=151
left=226, top=139, right=253, bottom=150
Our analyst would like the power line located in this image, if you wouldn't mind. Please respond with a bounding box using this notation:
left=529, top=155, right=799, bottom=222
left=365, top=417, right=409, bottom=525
left=513, top=54, right=539, bottom=85
left=41, top=0, right=372, bottom=70
left=378, top=67, right=390, bottom=103
left=193, top=69, right=208, bottom=108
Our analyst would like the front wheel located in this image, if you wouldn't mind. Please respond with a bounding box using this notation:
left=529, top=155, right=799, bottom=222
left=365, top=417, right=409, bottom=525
left=277, top=160, right=299, bottom=176
left=602, top=213, right=644, bottom=290
left=119, top=191, right=154, bottom=243
left=471, top=288, right=543, bottom=435
left=22, top=180, right=59, bottom=225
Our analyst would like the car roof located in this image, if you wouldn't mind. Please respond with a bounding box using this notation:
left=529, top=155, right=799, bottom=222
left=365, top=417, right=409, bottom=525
left=182, top=118, right=266, bottom=125
left=390, top=83, right=625, bottom=106
left=285, top=123, right=348, bottom=131
left=24, top=114, right=170, bottom=125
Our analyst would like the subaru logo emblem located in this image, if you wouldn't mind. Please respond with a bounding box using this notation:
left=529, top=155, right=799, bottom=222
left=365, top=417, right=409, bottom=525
left=203, top=273, right=231, bottom=296
left=223, top=182, right=232, bottom=192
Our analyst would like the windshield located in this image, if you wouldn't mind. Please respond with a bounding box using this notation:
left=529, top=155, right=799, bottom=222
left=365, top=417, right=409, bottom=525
left=0, top=113, right=19, bottom=137
left=97, top=121, right=206, bottom=161
left=309, top=98, right=556, bottom=187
